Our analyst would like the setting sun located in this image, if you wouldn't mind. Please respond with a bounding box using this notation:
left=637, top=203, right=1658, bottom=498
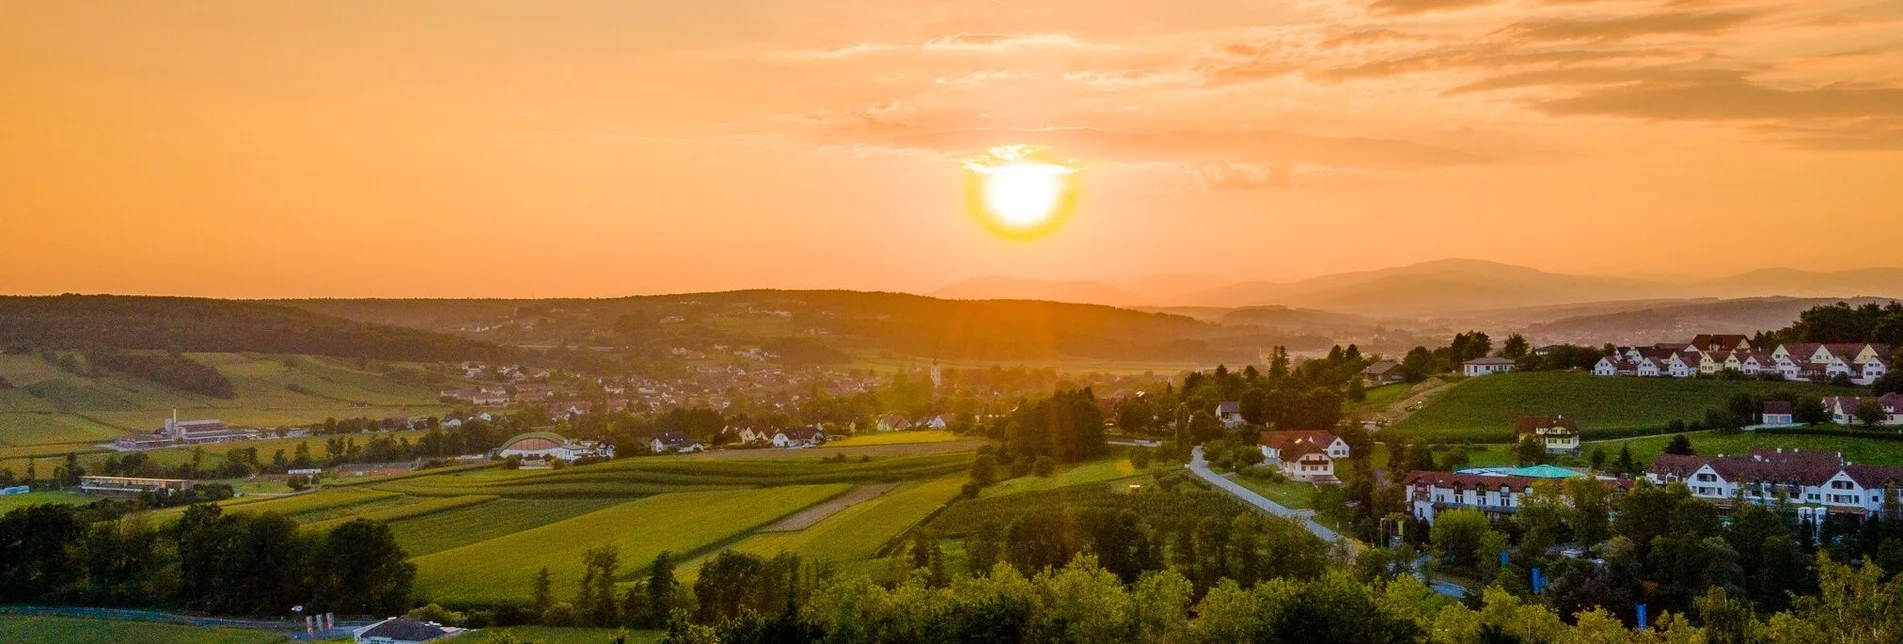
left=964, top=146, right=1079, bottom=239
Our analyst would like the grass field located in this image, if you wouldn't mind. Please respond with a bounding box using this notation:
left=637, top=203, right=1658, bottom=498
left=1391, top=372, right=1860, bottom=441
left=411, top=485, right=849, bottom=605
left=0, top=490, right=95, bottom=513
left=474, top=626, right=662, bottom=643
left=682, top=475, right=968, bottom=580
left=1349, top=383, right=1412, bottom=415
left=145, top=488, right=406, bottom=525
left=825, top=430, right=962, bottom=447
left=0, top=616, right=290, bottom=644
left=389, top=498, right=623, bottom=557
left=1590, top=429, right=1903, bottom=467
left=302, top=494, right=495, bottom=533
left=979, top=457, right=1141, bottom=498
left=1231, top=475, right=1320, bottom=510
left=0, top=352, right=453, bottom=451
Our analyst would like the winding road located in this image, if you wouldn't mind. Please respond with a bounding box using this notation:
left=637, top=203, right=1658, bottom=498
left=1188, top=446, right=1345, bottom=544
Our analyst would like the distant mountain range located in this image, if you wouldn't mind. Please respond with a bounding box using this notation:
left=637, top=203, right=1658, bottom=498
left=934, top=260, right=1903, bottom=317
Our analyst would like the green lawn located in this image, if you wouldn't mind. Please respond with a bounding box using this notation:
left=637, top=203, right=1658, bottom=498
left=0, top=616, right=289, bottom=644
left=826, top=430, right=962, bottom=447
left=1349, top=383, right=1413, bottom=415
left=411, top=485, right=849, bottom=606
left=1590, top=429, right=1903, bottom=467
left=389, top=498, right=623, bottom=557
left=1391, top=372, right=1859, bottom=441
left=1231, top=475, right=1319, bottom=510
left=980, top=457, right=1142, bottom=498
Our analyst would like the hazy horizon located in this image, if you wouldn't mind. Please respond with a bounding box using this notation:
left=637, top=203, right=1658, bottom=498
left=5, top=1, right=1901, bottom=298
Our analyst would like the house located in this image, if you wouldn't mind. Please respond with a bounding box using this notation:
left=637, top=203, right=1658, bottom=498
left=1405, top=470, right=1634, bottom=524
left=648, top=431, right=705, bottom=454
left=1258, top=431, right=1349, bottom=483
left=1462, top=357, right=1517, bottom=377
left=1762, top=401, right=1795, bottom=426
left=1360, top=361, right=1405, bottom=386
left=353, top=616, right=463, bottom=644
left=772, top=427, right=824, bottom=448
left=1690, top=334, right=1752, bottom=353
left=1647, top=449, right=1903, bottom=520
left=726, top=422, right=774, bottom=445
left=1666, top=352, right=1700, bottom=378
left=876, top=414, right=912, bottom=432
left=921, top=415, right=950, bottom=430
left=496, top=431, right=614, bottom=462
left=1216, top=401, right=1245, bottom=428
left=1514, top=415, right=1580, bottom=454
left=1592, top=356, right=1620, bottom=377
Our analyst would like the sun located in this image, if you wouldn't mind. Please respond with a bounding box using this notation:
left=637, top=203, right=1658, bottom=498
left=964, top=146, right=1079, bottom=239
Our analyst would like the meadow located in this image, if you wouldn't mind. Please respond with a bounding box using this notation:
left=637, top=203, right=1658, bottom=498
left=410, top=485, right=850, bottom=606
left=978, top=456, right=1140, bottom=498
left=824, top=430, right=962, bottom=447
left=0, top=616, right=290, bottom=644
left=1589, top=429, right=1903, bottom=467
left=681, top=475, right=968, bottom=580
left=301, top=494, right=495, bottom=533
left=388, top=498, right=624, bottom=557
left=0, top=490, right=94, bottom=513
left=373, top=452, right=973, bottom=498
left=1390, top=372, right=1860, bottom=441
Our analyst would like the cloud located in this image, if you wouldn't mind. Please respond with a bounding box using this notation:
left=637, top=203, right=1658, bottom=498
left=921, top=33, right=1111, bottom=53
left=1534, top=75, right=1903, bottom=121
left=1367, top=0, right=1499, bottom=16
left=1499, top=10, right=1763, bottom=42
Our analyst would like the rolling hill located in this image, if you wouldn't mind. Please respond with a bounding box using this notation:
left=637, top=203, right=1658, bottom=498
left=1525, top=297, right=1901, bottom=345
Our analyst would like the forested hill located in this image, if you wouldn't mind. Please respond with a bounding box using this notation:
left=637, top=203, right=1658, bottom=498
left=0, top=295, right=504, bottom=362
left=280, top=290, right=1328, bottom=362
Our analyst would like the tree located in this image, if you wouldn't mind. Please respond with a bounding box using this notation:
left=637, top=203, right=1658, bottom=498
left=1430, top=509, right=1495, bottom=570
left=532, top=567, right=553, bottom=616
left=1614, top=445, right=1639, bottom=476
left=1514, top=435, right=1548, bottom=466
left=1794, top=396, right=1829, bottom=425
left=314, top=519, right=415, bottom=616
left=1589, top=446, right=1607, bottom=471
left=639, top=551, right=678, bottom=628
left=1033, top=455, right=1056, bottom=477
left=1665, top=434, right=1696, bottom=456
left=1401, top=347, right=1437, bottom=382
left=1857, top=398, right=1886, bottom=427
left=577, top=545, right=621, bottom=626
left=969, top=453, right=997, bottom=488
left=1502, top=334, right=1530, bottom=359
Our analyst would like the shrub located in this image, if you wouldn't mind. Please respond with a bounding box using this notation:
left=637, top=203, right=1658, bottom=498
left=1129, top=449, right=1151, bottom=470
left=1032, top=456, right=1056, bottom=477
left=541, top=601, right=579, bottom=626
left=409, top=603, right=464, bottom=626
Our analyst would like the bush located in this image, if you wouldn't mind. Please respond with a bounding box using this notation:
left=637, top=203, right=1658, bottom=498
left=503, top=455, right=523, bottom=470
left=409, top=603, right=464, bottom=626
left=463, top=610, right=496, bottom=628
left=541, top=601, right=579, bottom=626
left=1129, top=449, right=1151, bottom=470
left=961, top=480, right=983, bottom=499
left=1032, top=456, right=1056, bottom=477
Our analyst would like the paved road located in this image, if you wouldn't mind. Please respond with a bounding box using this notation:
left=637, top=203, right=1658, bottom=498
left=1188, top=446, right=1345, bottom=544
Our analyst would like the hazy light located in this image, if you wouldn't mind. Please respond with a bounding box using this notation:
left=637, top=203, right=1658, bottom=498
left=963, top=146, right=1080, bottom=239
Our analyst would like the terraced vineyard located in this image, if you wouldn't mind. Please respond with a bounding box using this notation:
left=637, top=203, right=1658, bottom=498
left=373, top=452, right=973, bottom=498
left=411, top=485, right=851, bottom=606
left=302, top=494, right=495, bottom=533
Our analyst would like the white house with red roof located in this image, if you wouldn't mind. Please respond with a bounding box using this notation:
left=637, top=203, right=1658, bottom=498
left=1258, top=430, right=1349, bottom=483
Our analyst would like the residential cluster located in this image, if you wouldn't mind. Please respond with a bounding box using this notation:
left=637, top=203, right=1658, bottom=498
left=1649, top=448, right=1903, bottom=520
left=1591, top=335, right=1891, bottom=386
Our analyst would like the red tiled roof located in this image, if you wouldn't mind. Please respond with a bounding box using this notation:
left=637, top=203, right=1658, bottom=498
left=1763, top=400, right=1793, bottom=415
left=1260, top=430, right=1338, bottom=452
left=1514, top=415, right=1579, bottom=435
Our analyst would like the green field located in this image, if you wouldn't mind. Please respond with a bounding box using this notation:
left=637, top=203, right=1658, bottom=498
left=0, top=352, right=453, bottom=452
left=475, top=626, right=662, bottom=644
left=389, top=498, right=624, bottom=557
left=1590, top=429, right=1903, bottom=467
left=825, top=430, right=962, bottom=447
left=1349, top=383, right=1413, bottom=415
left=145, top=488, right=406, bottom=525
left=302, top=494, right=495, bottom=533
left=1391, top=372, right=1859, bottom=441
left=979, top=457, right=1140, bottom=498
left=0, top=490, right=95, bottom=513
left=1231, top=475, right=1321, bottom=510
left=684, top=475, right=967, bottom=579
left=0, top=616, right=289, bottom=644
left=411, top=485, right=849, bottom=605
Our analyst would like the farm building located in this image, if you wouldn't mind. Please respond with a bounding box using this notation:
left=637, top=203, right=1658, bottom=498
left=495, top=431, right=614, bottom=463
left=772, top=427, right=824, bottom=448
left=353, top=616, right=463, bottom=643
left=649, top=431, right=705, bottom=454
left=1361, top=361, right=1405, bottom=386
left=113, top=412, right=260, bottom=450
left=78, top=475, right=198, bottom=496
left=1461, top=357, right=1517, bottom=377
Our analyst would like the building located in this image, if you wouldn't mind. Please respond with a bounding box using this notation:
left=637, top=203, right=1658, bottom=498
left=648, top=431, right=705, bottom=454
left=1690, top=334, right=1752, bottom=353
left=1514, top=415, right=1580, bottom=454
left=1822, top=394, right=1903, bottom=426
left=1462, top=357, right=1517, bottom=377
left=78, top=475, right=198, bottom=496
left=1216, top=401, right=1245, bottom=428
left=1258, top=430, right=1350, bottom=483
left=1647, top=448, right=1903, bottom=519
left=1762, top=401, right=1795, bottom=426
left=113, top=413, right=260, bottom=450
left=725, top=422, right=774, bottom=445
left=352, top=616, right=463, bottom=644
left=876, top=415, right=912, bottom=432
left=1405, top=467, right=1630, bottom=523
left=495, top=431, right=615, bottom=462
left=771, top=427, right=824, bottom=448
left=1360, top=361, right=1406, bottom=386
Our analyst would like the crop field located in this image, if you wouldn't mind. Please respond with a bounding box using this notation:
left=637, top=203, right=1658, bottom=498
left=145, top=488, right=405, bottom=525
left=1348, top=383, right=1413, bottom=415
left=389, top=498, right=623, bottom=557
left=0, top=616, right=290, bottom=644
left=684, top=440, right=986, bottom=461
left=478, top=626, right=663, bottom=644
left=302, top=494, right=495, bottom=533
left=1590, top=429, right=1903, bottom=467
left=1391, top=372, right=1860, bottom=441
left=930, top=476, right=1249, bottom=540
left=684, top=475, right=969, bottom=580
left=824, top=430, right=962, bottom=447
left=411, top=485, right=849, bottom=605
left=375, top=452, right=972, bottom=498
left=979, top=456, right=1140, bottom=498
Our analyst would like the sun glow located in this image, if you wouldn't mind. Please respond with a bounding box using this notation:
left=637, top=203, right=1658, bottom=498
left=964, top=146, right=1079, bottom=239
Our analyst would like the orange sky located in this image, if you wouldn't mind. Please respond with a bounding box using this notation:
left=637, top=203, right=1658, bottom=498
left=3, top=1, right=1901, bottom=298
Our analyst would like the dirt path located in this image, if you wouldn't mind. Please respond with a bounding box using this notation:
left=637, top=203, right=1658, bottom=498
left=759, top=483, right=897, bottom=532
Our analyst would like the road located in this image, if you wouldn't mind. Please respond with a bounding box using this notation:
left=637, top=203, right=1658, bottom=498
left=1188, top=446, right=1345, bottom=544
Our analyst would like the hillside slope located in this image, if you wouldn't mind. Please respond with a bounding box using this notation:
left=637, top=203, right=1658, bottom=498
left=1390, top=372, right=1859, bottom=441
